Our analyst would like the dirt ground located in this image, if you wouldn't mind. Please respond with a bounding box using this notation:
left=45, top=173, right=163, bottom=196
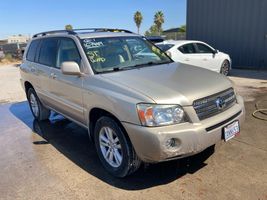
left=0, top=64, right=266, bottom=200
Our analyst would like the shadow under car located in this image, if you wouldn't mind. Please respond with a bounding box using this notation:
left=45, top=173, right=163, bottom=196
left=9, top=101, right=215, bottom=190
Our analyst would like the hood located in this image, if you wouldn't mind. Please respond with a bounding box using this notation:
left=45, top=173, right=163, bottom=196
left=101, top=62, right=233, bottom=105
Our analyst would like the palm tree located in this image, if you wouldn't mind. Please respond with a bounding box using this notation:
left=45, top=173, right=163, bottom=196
left=134, top=11, right=143, bottom=34
left=179, top=25, right=186, bottom=33
left=65, top=24, right=73, bottom=31
left=154, top=11, right=165, bottom=35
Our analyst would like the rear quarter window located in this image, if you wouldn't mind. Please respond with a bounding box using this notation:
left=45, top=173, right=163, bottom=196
left=26, top=40, right=40, bottom=62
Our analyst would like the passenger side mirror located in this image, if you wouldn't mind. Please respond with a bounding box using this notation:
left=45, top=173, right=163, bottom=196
left=61, top=61, right=81, bottom=76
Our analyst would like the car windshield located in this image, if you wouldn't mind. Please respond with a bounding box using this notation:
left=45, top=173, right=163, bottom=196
left=156, top=44, right=175, bottom=52
left=81, top=36, right=172, bottom=73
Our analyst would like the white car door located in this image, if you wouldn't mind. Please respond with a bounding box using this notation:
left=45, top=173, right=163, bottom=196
left=172, top=43, right=200, bottom=66
left=194, top=43, right=221, bottom=72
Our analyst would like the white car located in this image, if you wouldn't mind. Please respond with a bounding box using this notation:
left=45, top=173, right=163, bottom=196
left=156, top=40, right=231, bottom=75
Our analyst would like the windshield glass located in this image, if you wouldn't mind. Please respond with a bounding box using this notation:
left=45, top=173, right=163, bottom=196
left=156, top=44, right=175, bottom=52
left=81, top=37, right=172, bottom=73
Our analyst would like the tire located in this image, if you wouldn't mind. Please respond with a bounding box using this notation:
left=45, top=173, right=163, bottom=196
left=94, top=116, right=141, bottom=177
left=27, top=88, right=50, bottom=121
left=220, top=60, right=230, bottom=76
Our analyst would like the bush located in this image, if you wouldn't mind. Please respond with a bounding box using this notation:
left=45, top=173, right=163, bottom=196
left=4, top=53, right=13, bottom=61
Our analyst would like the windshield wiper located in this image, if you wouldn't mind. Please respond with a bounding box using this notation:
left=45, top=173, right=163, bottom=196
left=97, top=60, right=173, bottom=74
left=114, top=60, right=172, bottom=71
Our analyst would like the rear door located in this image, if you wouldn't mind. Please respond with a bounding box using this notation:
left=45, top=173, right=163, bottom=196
left=35, top=38, right=57, bottom=106
left=176, top=43, right=200, bottom=65
left=25, top=39, right=54, bottom=105
left=48, top=37, right=85, bottom=124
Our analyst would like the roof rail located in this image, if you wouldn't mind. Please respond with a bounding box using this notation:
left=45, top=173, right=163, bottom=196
left=32, top=30, right=76, bottom=38
left=32, top=28, right=134, bottom=38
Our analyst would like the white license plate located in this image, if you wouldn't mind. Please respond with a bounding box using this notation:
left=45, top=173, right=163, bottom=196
left=223, top=121, right=240, bottom=142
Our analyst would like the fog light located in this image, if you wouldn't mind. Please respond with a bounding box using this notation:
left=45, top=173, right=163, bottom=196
left=166, top=138, right=176, bottom=148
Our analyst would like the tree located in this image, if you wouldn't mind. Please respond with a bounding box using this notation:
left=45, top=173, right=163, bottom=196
left=154, top=11, right=165, bottom=35
left=65, top=24, right=73, bottom=31
left=179, top=25, right=186, bottom=33
left=134, top=11, right=143, bottom=34
left=144, top=24, right=163, bottom=36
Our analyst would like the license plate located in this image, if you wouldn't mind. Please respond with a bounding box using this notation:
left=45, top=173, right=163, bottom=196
left=223, top=121, right=240, bottom=142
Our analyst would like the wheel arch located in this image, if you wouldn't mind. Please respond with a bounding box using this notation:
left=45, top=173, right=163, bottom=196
left=88, top=107, right=129, bottom=143
left=24, top=81, right=34, bottom=93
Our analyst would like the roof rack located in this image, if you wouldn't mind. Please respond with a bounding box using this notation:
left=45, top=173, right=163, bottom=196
left=32, top=28, right=134, bottom=38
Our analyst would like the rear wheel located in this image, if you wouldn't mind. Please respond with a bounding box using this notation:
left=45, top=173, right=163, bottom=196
left=27, top=88, right=50, bottom=121
left=220, top=60, right=230, bottom=76
left=94, top=116, right=141, bottom=177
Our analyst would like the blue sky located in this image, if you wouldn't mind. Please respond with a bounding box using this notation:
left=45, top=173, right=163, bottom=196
left=0, top=0, right=186, bottom=39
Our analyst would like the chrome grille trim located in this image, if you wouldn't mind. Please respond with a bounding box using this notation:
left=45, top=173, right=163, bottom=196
left=193, top=88, right=236, bottom=120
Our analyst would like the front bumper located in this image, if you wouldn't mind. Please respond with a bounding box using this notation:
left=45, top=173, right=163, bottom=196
left=122, top=95, right=245, bottom=163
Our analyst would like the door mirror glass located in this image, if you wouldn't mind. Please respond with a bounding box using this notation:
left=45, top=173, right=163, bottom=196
left=213, top=49, right=218, bottom=54
left=61, top=61, right=81, bottom=75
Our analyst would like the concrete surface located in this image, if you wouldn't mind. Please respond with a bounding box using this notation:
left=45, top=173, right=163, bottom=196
left=229, top=69, right=267, bottom=102
left=0, top=64, right=267, bottom=200
left=0, top=64, right=26, bottom=104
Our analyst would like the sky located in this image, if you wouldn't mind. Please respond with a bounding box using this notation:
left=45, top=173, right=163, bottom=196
left=0, top=0, right=186, bottom=39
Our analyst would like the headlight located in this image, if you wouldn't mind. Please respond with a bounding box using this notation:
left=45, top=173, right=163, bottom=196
left=137, top=104, right=186, bottom=127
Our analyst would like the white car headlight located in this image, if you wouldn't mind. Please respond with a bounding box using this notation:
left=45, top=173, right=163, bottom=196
left=137, top=104, right=186, bottom=127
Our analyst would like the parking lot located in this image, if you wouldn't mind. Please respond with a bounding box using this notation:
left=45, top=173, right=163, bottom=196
left=0, top=64, right=267, bottom=200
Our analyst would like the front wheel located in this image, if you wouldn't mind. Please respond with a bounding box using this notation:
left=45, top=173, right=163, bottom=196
left=220, top=60, right=230, bottom=76
left=27, top=88, right=50, bottom=121
left=94, top=116, right=141, bottom=177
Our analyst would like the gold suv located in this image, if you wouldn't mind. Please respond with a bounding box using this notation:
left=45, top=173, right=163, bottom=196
left=20, top=28, right=245, bottom=177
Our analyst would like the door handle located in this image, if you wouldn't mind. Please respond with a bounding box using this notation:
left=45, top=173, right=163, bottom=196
left=50, top=73, right=57, bottom=79
left=203, top=58, right=208, bottom=61
left=185, top=58, right=190, bottom=61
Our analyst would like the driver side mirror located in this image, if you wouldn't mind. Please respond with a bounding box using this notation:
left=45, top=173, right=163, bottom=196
left=213, top=49, right=218, bottom=54
left=61, top=61, right=81, bottom=76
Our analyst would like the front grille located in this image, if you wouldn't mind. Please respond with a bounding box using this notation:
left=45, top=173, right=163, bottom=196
left=193, top=88, right=236, bottom=120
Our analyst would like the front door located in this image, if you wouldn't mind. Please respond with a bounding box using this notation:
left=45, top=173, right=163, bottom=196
left=49, top=38, right=85, bottom=124
left=194, top=43, right=219, bottom=72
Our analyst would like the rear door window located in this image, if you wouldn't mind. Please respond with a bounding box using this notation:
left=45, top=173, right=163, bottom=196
left=178, top=43, right=196, bottom=54
left=38, top=38, right=58, bottom=67
left=26, top=40, right=40, bottom=62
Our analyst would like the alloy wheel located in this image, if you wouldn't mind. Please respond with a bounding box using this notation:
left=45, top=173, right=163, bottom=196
left=30, top=93, right=39, bottom=117
left=99, top=126, right=123, bottom=168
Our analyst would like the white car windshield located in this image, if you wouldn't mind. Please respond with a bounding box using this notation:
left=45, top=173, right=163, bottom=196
left=81, top=37, right=172, bottom=73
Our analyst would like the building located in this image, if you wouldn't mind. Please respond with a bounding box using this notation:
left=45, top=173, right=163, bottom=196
left=163, top=28, right=186, bottom=40
left=0, top=39, right=8, bottom=46
left=8, top=35, right=30, bottom=44
left=187, top=0, right=267, bottom=69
